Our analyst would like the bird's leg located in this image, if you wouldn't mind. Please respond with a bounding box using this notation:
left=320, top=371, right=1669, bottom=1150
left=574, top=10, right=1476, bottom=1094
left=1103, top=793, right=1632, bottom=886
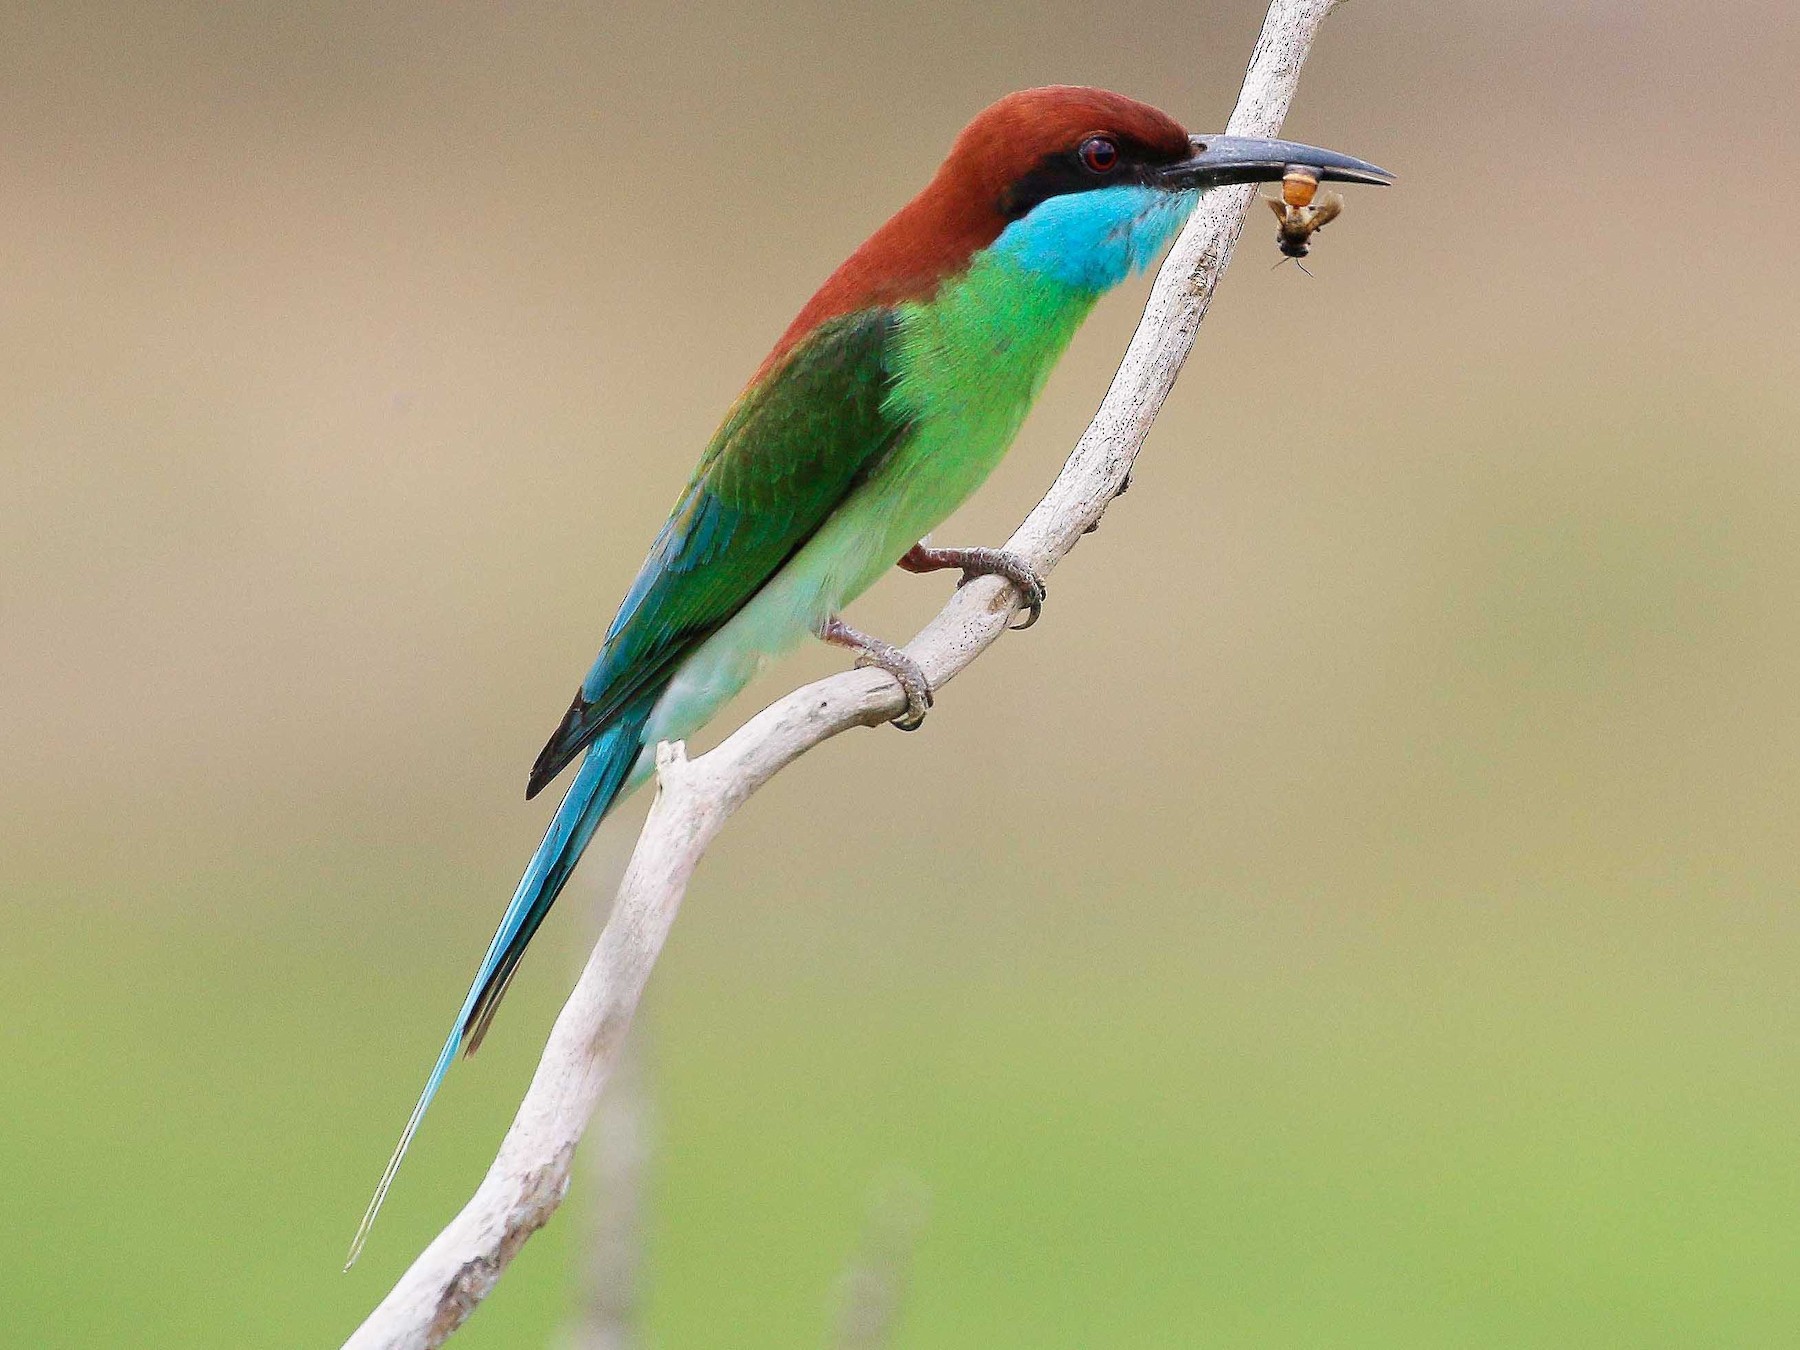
left=817, top=615, right=933, bottom=732
left=897, top=542, right=1047, bottom=631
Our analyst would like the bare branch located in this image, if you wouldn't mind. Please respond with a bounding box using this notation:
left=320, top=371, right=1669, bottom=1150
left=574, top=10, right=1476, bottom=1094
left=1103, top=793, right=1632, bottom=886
left=343, top=4, right=1343, bottom=1345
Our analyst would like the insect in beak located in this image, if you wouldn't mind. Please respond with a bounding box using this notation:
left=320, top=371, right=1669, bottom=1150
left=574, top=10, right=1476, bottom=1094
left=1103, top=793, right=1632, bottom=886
left=1265, top=164, right=1344, bottom=267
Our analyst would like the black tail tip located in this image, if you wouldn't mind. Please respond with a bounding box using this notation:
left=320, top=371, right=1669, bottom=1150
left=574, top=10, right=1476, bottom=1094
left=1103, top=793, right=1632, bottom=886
left=527, top=696, right=590, bottom=799
left=525, top=740, right=570, bottom=798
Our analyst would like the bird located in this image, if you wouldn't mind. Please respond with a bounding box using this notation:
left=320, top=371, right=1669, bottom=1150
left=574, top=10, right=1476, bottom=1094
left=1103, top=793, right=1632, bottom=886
left=348, top=86, right=1391, bottom=1263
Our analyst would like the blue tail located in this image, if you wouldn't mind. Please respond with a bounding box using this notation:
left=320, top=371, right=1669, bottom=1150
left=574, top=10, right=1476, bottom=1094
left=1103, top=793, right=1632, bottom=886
left=345, top=689, right=659, bottom=1267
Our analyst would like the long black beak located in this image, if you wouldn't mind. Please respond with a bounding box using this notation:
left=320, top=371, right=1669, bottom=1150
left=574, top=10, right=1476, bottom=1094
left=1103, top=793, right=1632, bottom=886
left=1160, top=133, right=1395, bottom=191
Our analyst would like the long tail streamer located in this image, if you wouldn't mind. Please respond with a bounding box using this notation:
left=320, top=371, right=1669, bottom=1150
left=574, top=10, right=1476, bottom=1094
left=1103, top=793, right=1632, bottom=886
left=345, top=691, right=658, bottom=1268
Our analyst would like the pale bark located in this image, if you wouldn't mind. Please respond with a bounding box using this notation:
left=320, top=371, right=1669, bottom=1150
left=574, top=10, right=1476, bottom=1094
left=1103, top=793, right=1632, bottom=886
left=343, top=4, right=1346, bottom=1344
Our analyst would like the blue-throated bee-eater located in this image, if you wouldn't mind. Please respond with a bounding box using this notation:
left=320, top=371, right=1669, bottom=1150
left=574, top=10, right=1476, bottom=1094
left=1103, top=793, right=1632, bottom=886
left=349, top=85, right=1390, bottom=1262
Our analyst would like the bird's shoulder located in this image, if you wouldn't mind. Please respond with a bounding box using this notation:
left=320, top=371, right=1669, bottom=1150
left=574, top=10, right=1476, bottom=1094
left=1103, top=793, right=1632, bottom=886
left=694, top=306, right=905, bottom=506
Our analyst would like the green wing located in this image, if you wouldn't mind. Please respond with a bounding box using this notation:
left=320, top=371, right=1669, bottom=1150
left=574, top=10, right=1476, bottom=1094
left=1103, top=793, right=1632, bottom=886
left=527, top=307, right=907, bottom=798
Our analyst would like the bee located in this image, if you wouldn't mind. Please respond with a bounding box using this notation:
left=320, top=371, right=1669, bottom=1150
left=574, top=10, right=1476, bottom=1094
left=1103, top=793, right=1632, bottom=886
left=1266, top=164, right=1344, bottom=271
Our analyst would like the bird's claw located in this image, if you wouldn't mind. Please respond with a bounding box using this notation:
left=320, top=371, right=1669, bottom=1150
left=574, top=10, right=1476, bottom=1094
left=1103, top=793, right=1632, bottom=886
left=853, top=649, right=933, bottom=730
left=821, top=614, right=934, bottom=731
left=900, top=542, right=1047, bottom=630
left=950, top=547, right=1047, bottom=630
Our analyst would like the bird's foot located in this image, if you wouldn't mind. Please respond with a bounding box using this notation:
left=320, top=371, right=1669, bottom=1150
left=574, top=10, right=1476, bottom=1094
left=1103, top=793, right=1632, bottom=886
left=818, top=615, right=933, bottom=731
left=898, top=543, right=1047, bottom=630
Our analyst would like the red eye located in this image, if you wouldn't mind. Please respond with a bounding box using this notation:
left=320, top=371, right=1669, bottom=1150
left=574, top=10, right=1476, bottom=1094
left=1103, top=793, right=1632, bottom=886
left=1079, top=136, right=1119, bottom=174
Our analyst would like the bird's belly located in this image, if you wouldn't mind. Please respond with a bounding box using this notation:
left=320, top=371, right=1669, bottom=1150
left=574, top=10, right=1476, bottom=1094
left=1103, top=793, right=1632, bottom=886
left=632, top=439, right=991, bottom=775
left=836, top=419, right=1021, bottom=594
left=636, top=561, right=825, bottom=762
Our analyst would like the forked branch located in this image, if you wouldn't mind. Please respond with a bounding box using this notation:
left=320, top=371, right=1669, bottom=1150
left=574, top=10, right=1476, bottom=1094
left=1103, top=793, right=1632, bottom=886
left=343, top=3, right=1344, bottom=1344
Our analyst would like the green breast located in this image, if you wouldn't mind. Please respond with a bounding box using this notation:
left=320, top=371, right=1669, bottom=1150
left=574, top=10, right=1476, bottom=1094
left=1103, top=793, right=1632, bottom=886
left=872, top=252, right=1100, bottom=551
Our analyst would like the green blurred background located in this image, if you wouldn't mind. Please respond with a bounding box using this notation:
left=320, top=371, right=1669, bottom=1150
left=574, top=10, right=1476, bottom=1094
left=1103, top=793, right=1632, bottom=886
left=5, top=1, right=1799, bottom=1344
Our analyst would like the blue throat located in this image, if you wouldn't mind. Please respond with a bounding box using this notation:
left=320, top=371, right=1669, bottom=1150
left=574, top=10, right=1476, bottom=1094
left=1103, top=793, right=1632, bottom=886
left=989, top=184, right=1200, bottom=291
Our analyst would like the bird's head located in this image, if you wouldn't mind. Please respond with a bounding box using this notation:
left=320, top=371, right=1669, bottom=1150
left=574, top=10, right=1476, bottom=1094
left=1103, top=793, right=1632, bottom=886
left=767, top=86, right=1390, bottom=367
left=940, top=86, right=1392, bottom=290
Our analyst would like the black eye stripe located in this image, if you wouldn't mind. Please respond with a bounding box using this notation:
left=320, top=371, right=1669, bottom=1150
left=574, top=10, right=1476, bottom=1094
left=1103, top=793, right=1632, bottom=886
left=998, top=138, right=1168, bottom=221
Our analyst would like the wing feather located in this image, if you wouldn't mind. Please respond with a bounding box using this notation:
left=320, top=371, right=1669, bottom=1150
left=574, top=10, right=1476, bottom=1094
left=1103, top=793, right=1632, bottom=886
left=527, top=308, right=907, bottom=797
